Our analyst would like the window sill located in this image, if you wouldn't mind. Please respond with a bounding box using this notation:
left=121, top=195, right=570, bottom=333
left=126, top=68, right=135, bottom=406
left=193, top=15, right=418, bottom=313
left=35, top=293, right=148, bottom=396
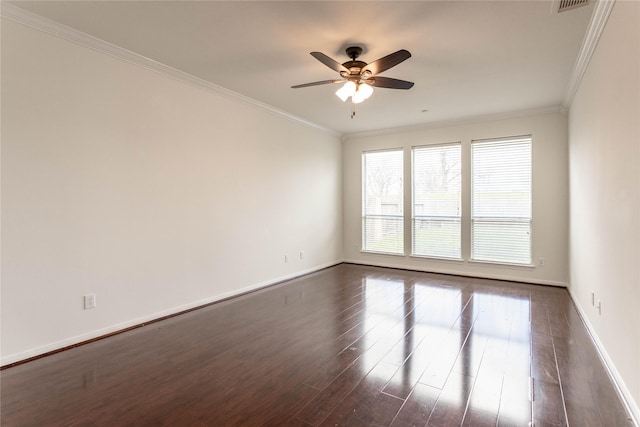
left=357, top=252, right=536, bottom=269
left=361, top=250, right=406, bottom=257
left=410, top=255, right=464, bottom=263
left=468, top=259, right=535, bottom=269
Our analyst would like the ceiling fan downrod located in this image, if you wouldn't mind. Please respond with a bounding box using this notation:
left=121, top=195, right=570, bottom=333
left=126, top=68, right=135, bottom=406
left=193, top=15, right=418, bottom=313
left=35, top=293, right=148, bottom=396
left=345, top=46, right=362, bottom=61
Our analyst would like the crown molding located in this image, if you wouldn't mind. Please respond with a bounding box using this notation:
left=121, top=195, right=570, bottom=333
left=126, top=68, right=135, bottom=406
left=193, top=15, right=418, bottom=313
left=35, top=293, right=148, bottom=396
left=563, top=0, right=616, bottom=108
left=1, top=3, right=341, bottom=138
left=344, top=105, right=565, bottom=140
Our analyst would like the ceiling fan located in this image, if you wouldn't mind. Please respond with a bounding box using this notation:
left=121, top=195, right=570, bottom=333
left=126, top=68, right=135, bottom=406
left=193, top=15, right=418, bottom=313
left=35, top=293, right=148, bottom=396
left=292, top=46, right=414, bottom=105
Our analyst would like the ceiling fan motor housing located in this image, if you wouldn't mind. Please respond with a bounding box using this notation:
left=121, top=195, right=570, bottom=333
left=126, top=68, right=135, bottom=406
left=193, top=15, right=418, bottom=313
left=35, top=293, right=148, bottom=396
left=341, top=47, right=368, bottom=78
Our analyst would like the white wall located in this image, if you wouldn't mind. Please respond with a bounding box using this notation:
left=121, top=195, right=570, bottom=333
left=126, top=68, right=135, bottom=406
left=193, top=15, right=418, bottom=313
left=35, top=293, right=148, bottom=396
left=4, top=9, right=639, bottom=422
left=343, top=111, right=569, bottom=286
left=568, top=0, right=640, bottom=415
left=1, top=19, right=343, bottom=364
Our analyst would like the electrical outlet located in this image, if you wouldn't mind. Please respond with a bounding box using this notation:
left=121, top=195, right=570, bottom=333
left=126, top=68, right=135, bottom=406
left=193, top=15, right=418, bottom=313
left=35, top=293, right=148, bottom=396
left=538, top=257, right=544, bottom=266
left=84, top=293, right=96, bottom=310
left=591, top=292, right=595, bottom=306
left=299, top=251, right=304, bottom=260
left=284, top=255, right=288, bottom=263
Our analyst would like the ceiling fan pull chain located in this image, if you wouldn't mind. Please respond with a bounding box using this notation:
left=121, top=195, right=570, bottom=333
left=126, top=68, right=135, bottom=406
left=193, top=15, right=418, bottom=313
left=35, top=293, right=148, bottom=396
left=351, top=102, right=356, bottom=119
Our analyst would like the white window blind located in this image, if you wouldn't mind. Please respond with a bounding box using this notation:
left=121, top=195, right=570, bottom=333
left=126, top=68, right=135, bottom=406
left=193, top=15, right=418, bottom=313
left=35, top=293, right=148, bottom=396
left=412, top=143, right=461, bottom=259
left=362, top=149, right=404, bottom=254
left=471, top=136, right=532, bottom=265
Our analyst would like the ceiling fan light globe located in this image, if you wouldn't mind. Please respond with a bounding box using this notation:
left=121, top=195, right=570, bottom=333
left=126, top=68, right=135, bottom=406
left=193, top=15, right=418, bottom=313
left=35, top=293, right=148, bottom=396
left=336, top=81, right=356, bottom=102
left=336, top=89, right=350, bottom=102
left=353, top=83, right=374, bottom=103
left=352, top=93, right=365, bottom=104
left=359, top=83, right=373, bottom=99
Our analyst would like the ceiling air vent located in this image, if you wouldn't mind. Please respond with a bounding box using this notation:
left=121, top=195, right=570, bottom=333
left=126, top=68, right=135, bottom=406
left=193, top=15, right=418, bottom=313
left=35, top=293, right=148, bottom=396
left=557, top=0, right=590, bottom=13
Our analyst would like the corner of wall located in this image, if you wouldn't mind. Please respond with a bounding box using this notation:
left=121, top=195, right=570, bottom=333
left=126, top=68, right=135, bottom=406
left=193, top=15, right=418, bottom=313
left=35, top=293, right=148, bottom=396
left=567, top=286, right=640, bottom=425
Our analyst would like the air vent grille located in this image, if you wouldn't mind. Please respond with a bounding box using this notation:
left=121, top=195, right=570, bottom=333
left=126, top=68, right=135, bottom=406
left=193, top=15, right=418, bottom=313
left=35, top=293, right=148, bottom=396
left=558, top=0, right=590, bottom=12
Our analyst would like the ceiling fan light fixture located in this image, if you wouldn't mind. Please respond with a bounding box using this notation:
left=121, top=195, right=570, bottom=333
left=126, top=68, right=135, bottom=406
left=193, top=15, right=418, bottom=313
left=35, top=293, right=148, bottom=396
left=336, top=81, right=357, bottom=102
left=294, top=47, right=413, bottom=115
left=352, top=83, right=373, bottom=104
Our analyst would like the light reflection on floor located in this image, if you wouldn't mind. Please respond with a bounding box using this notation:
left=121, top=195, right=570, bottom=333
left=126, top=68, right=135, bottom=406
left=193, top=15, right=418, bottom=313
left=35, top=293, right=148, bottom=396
left=360, top=276, right=532, bottom=425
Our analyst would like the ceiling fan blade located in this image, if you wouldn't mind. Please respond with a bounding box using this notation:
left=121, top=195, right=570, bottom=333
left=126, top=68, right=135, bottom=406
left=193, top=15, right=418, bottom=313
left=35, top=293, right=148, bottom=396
left=363, top=50, right=411, bottom=75
left=310, top=52, right=349, bottom=73
left=291, top=79, right=344, bottom=89
left=369, top=76, right=414, bottom=89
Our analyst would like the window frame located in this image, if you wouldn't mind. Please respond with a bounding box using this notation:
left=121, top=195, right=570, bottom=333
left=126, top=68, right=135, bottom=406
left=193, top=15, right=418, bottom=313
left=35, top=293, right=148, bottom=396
left=361, top=148, right=405, bottom=255
left=470, top=135, right=533, bottom=266
left=411, top=142, right=462, bottom=260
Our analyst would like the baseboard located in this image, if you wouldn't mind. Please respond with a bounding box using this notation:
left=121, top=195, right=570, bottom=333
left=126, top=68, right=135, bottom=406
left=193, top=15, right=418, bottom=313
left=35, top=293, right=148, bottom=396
left=567, top=287, right=640, bottom=426
left=1, top=260, right=344, bottom=368
left=343, top=258, right=568, bottom=287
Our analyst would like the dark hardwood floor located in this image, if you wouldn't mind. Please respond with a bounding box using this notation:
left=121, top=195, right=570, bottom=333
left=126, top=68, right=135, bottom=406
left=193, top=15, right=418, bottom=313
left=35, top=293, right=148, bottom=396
left=1, top=264, right=634, bottom=426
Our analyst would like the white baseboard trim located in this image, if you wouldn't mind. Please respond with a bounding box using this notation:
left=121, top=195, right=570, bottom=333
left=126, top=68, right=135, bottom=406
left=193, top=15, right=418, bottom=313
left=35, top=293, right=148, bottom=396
left=343, top=258, right=568, bottom=287
left=1, top=260, right=343, bottom=367
left=567, top=287, right=640, bottom=426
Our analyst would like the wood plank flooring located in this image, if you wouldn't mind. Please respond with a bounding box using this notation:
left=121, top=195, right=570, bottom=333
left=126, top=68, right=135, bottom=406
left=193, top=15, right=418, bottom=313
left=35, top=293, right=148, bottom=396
left=1, top=264, right=634, bottom=426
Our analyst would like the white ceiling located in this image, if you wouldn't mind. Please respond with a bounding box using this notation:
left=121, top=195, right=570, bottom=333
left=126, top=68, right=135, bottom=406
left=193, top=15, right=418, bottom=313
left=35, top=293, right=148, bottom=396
left=7, top=1, right=595, bottom=135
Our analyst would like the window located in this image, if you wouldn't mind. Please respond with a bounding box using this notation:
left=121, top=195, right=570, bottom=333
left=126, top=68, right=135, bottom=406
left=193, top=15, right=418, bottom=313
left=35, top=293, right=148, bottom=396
left=412, top=143, right=461, bottom=259
left=471, top=136, right=532, bottom=264
left=362, top=149, right=404, bottom=254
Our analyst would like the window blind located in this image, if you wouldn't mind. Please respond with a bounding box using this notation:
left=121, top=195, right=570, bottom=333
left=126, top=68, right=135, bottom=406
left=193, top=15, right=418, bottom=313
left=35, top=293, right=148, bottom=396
left=412, top=143, right=461, bottom=259
left=362, top=149, right=404, bottom=254
left=471, top=136, right=532, bottom=264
